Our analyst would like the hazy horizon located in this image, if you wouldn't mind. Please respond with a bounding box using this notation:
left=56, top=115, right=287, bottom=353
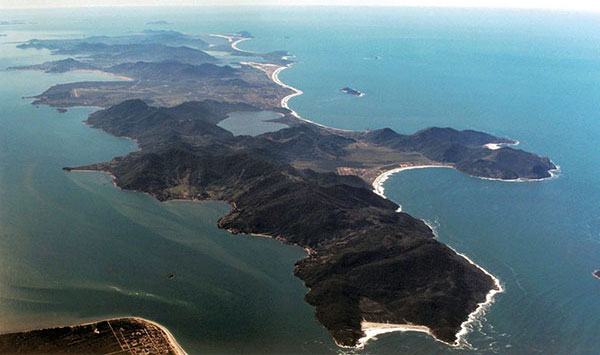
left=1, top=0, right=600, bottom=13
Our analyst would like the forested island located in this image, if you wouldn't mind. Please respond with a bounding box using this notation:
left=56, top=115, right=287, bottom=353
left=3, top=29, right=557, bottom=351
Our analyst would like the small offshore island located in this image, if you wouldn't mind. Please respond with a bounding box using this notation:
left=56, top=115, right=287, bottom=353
left=340, top=87, right=365, bottom=97
left=593, top=270, right=600, bottom=280
left=4, top=29, right=557, bottom=351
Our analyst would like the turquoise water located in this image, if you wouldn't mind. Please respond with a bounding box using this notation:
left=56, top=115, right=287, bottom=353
left=1, top=7, right=599, bottom=354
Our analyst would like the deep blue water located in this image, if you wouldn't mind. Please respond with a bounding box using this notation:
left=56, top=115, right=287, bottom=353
left=0, top=7, right=599, bottom=354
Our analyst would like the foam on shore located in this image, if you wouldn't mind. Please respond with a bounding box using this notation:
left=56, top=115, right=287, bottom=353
left=356, top=256, right=503, bottom=349
left=372, top=162, right=560, bottom=196
left=367, top=164, right=505, bottom=349
left=476, top=164, right=561, bottom=182
left=449, top=250, right=504, bottom=348
left=356, top=321, right=448, bottom=349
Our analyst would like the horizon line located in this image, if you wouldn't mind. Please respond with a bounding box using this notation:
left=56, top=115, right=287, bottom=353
left=1, top=4, right=600, bottom=13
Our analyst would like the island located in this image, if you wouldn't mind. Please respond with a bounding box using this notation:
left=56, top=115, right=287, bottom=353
left=6, top=30, right=557, bottom=350
left=147, top=20, right=171, bottom=25
left=340, top=87, right=365, bottom=97
left=0, top=318, right=185, bottom=355
left=593, top=270, right=600, bottom=280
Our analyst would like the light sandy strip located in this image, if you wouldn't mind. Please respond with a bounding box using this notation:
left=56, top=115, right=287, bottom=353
left=365, top=164, right=505, bottom=349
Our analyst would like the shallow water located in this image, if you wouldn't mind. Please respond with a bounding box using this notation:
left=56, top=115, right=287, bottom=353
left=0, top=7, right=599, bottom=354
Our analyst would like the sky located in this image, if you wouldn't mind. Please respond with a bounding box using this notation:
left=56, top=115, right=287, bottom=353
left=1, top=0, right=600, bottom=12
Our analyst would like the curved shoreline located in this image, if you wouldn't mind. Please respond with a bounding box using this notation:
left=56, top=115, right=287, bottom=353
left=271, top=65, right=304, bottom=120
left=366, top=164, right=505, bottom=349
left=232, top=37, right=252, bottom=52
left=270, top=63, right=354, bottom=134
left=372, top=163, right=560, bottom=200
left=225, top=33, right=353, bottom=133
left=451, top=250, right=504, bottom=348
left=208, top=33, right=252, bottom=53
left=372, top=164, right=453, bottom=198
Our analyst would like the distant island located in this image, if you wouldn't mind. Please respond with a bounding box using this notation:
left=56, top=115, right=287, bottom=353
left=593, top=270, right=600, bottom=280
left=146, top=20, right=171, bottom=25
left=0, top=20, right=28, bottom=25
left=7, top=30, right=557, bottom=350
left=340, top=87, right=365, bottom=97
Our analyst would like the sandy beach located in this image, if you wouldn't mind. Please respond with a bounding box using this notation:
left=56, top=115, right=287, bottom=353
left=209, top=33, right=252, bottom=53
left=218, top=32, right=351, bottom=133
left=372, top=164, right=453, bottom=198
left=131, top=317, right=188, bottom=355
left=368, top=164, right=505, bottom=349
left=270, top=63, right=355, bottom=133
left=231, top=37, right=251, bottom=52
left=356, top=253, right=504, bottom=349
left=357, top=321, right=450, bottom=348
left=73, top=69, right=134, bottom=81
left=372, top=162, right=560, bottom=195
left=238, top=60, right=307, bottom=123
left=271, top=65, right=304, bottom=117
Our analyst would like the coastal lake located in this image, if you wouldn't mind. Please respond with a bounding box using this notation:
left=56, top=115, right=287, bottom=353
left=217, top=110, right=287, bottom=136
left=1, top=7, right=599, bottom=354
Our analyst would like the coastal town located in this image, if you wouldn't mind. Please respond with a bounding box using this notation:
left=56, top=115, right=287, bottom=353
left=0, top=318, right=185, bottom=355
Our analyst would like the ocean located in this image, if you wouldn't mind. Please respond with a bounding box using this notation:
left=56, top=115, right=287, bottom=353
left=0, top=6, right=598, bottom=354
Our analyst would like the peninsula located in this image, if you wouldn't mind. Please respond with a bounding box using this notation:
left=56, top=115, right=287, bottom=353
left=7, top=30, right=557, bottom=350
